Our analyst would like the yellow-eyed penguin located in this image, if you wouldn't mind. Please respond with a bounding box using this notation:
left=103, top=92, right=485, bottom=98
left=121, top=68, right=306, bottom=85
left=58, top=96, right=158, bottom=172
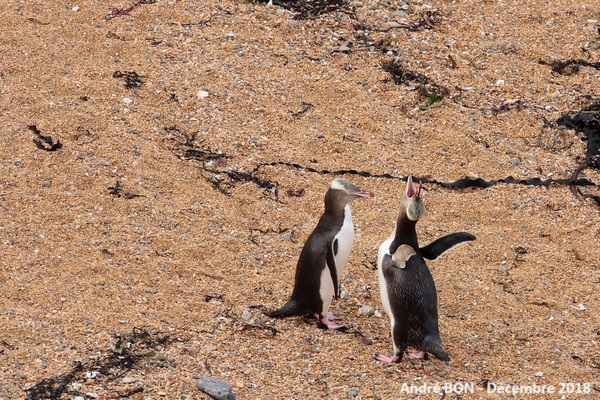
left=376, top=176, right=475, bottom=362
left=269, top=178, right=374, bottom=329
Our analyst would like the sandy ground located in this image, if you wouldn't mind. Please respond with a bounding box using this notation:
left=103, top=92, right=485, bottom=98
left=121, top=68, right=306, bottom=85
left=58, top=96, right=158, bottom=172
left=1, top=0, right=599, bottom=399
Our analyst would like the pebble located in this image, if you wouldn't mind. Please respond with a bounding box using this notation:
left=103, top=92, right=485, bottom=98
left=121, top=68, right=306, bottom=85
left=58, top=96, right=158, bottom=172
left=340, top=289, right=349, bottom=300
left=85, top=371, right=101, bottom=379
left=388, top=22, right=403, bottom=28
left=122, top=97, right=132, bottom=104
left=348, top=390, right=359, bottom=397
left=74, top=397, right=85, bottom=400
left=86, top=393, right=99, bottom=399
left=122, top=377, right=135, bottom=383
left=195, top=377, right=236, bottom=400
left=197, top=90, right=209, bottom=99
left=534, top=372, right=544, bottom=377
left=358, top=305, right=373, bottom=315
left=241, top=309, right=252, bottom=321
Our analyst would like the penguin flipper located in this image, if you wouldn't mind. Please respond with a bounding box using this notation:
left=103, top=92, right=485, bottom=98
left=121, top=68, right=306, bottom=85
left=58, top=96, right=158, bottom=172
left=267, top=299, right=304, bottom=318
left=420, top=232, right=476, bottom=260
left=383, top=244, right=417, bottom=270
left=326, top=239, right=340, bottom=298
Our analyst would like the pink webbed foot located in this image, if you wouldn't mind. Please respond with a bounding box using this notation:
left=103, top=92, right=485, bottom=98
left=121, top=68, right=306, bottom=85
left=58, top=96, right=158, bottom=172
left=408, top=351, right=426, bottom=359
left=314, top=313, right=345, bottom=330
left=376, top=354, right=400, bottom=363
left=326, top=312, right=339, bottom=321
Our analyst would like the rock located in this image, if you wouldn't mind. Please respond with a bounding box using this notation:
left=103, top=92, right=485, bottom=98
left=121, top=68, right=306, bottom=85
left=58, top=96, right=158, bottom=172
left=197, top=90, right=209, bottom=99
left=195, top=377, right=236, bottom=400
left=241, top=309, right=252, bottom=321
left=534, top=372, right=544, bottom=377
left=358, top=305, right=373, bottom=315
left=348, top=390, right=359, bottom=396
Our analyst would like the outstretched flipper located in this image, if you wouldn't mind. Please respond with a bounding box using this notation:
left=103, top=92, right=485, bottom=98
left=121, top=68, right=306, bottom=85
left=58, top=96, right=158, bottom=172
left=421, top=232, right=476, bottom=260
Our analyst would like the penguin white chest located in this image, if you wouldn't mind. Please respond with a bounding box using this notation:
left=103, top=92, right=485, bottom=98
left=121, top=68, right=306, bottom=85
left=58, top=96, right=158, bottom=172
left=333, top=204, right=355, bottom=281
left=377, top=233, right=394, bottom=318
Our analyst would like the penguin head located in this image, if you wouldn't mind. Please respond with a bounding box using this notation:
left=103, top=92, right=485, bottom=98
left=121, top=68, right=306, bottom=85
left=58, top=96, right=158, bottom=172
left=330, top=178, right=374, bottom=201
left=402, top=176, right=426, bottom=221
left=325, top=179, right=374, bottom=213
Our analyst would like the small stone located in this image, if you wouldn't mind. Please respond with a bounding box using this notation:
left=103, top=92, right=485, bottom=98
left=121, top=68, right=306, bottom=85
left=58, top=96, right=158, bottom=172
left=197, top=90, right=209, bottom=99
left=509, top=158, right=521, bottom=166
left=122, top=97, right=132, bottom=104
left=373, top=310, right=382, bottom=318
left=241, top=309, right=252, bottom=321
left=85, top=371, right=101, bottom=379
left=388, top=22, right=403, bottom=28
left=74, top=397, right=85, bottom=400
left=348, top=390, right=359, bottom=397
left=122, top=377, right=135, bottom=383
left=196, top=377, right=236, bottom=400
left=86, top=393, right=99, bottom=399
left=337, top=45, right=351, bottom=53
left=496, top=79, right=505, bottom=86
left=534, top=372, right=544, bottom=377
left=72, top=5, right=80, bottom=11
left=358, top=305, right=373, bottom=315
left=516, top=333, right=529, bottom=341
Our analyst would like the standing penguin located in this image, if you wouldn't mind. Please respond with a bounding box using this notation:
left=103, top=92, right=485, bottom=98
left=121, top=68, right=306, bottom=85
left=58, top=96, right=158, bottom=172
left=269, top=178, right=374, bottom=329
left=376, top=176, right=475, bottom=362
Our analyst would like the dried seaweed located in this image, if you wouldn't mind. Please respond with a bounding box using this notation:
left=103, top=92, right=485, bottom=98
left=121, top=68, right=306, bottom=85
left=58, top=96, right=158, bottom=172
left=113, top=71, right=145, bottom=88
left=539, top=59, right=600, bottom=75
left=380, top=59, right=449, bottom=110
left=107, top=0, right=157, bottom=20
left=25, top=328, right=176, bottom=400
left=253, top=161, right=598, bottom=197
left=29, top=125, right=62, bottom=152
left=256, top=0, right=353, bottom=20
left=557, top=102, right=600, bottom=205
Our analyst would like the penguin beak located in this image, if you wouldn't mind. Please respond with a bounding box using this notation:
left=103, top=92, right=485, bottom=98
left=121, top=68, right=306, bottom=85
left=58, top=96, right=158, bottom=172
left=352, top=190, right=375, bottom=198
left=406, top=176, right=421, bottom=199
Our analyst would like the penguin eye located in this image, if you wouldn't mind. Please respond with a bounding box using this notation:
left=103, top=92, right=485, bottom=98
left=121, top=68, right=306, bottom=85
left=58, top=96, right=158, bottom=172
left=333, top=239, right=338, bottom=255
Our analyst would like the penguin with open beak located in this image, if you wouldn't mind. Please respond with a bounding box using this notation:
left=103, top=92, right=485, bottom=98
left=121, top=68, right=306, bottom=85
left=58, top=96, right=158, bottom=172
left=376, top=176, right=475, bottom=362
left=269, top=178, right=374, bottom=329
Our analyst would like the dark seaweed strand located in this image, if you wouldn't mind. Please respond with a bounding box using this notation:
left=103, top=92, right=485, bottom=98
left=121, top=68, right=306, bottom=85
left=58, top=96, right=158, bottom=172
left=253, top=162, right=598, bottom=205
